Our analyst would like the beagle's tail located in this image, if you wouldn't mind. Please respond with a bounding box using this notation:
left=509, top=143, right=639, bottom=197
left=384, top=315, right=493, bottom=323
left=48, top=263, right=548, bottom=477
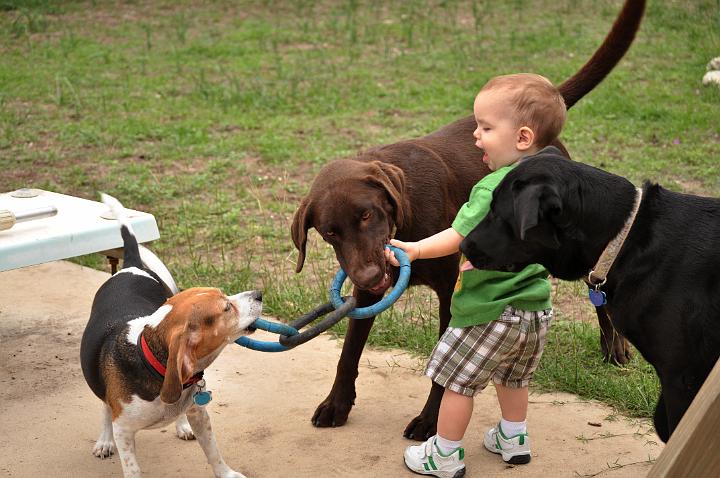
left=138, top=245, right=179, bottom=295
left=100, top=193, right=179, bottom=294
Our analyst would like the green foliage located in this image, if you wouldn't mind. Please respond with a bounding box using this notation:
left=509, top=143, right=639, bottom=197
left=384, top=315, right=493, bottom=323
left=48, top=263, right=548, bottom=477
left=535, top=318, right=660, bottom=418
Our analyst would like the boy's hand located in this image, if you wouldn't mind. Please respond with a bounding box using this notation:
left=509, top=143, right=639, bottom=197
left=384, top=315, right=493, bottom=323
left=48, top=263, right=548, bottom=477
left=384, top=238, right=420, bottom=266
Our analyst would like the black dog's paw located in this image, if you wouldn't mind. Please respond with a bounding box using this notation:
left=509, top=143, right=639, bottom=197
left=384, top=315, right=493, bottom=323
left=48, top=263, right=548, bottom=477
left=311, top=395, right=353, bottom=428
left=403, top=414, right=437, bottom=441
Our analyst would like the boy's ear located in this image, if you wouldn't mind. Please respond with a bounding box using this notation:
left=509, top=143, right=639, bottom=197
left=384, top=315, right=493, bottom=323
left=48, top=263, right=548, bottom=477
left=516, top=126, right=535, bottom=151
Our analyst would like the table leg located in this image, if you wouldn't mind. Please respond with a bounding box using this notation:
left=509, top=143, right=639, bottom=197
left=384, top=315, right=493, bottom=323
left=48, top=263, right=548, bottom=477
left=107, top=256, right=119, bottom=275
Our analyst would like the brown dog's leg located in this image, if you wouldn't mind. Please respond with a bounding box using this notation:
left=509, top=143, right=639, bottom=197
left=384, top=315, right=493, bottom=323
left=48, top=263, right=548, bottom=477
left=596, top=305, right=632, bottom=365
left=403, top=291, right=453, bottom=440
left=312, top=290, right=377, bottom=428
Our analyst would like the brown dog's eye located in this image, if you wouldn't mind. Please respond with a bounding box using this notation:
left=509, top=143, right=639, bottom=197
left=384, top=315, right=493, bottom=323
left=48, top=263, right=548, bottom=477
left=224, top=302, right=232, bottom=312
left=361, top=211, right=371, bottom=221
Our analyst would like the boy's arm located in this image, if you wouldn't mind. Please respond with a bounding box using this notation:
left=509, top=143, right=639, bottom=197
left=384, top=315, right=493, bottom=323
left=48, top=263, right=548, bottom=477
left=385, top=227, right=464, bottom=266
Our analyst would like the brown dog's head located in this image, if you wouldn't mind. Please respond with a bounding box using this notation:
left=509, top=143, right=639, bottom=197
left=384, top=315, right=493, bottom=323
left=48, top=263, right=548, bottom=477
left=158, top=287, right=262, bottom=403
left=291, top=159, right=410, bottom=293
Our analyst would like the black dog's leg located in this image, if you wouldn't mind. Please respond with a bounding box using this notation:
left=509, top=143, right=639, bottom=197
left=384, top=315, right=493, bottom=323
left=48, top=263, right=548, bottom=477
left=652, top=392, right=670, bottom=443
left=596, top=305, right=632, bottom=365
left=312, top=290, right=377, bottom=428
left=403, top=291, right=453, bottom=440
left=655, top=373, right=697, bottom=442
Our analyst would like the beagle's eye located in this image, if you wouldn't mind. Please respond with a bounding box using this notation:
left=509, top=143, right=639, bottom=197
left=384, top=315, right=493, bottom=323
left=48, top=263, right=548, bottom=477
left=361, top=211, right=371, bottom=221
left=224, top=301, right=232, bottom=312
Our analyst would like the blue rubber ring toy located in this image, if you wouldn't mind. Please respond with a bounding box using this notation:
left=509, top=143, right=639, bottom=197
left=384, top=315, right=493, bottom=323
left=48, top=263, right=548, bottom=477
left=236, top=318, right=297, bottom=352
left=330, top=245, right=411, bottom=319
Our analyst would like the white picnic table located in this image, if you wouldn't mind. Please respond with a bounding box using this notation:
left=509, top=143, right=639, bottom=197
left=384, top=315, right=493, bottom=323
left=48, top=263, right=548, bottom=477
left=0, top=189, right=159, bottom=272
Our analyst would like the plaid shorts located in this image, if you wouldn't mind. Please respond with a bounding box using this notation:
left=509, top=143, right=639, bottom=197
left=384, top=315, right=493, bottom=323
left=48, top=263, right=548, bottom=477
left=425, top=306, right=553, bottom=396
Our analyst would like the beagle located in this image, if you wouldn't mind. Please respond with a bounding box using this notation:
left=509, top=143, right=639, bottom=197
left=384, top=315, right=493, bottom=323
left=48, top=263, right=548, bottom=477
left=80, top=194, right=261, bottom=478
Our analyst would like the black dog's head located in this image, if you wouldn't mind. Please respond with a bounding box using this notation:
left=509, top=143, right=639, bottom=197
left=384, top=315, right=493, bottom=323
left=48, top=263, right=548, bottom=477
left=459, top=152, right=632, bottom=280
left=459, top=172, right=562, bottom=273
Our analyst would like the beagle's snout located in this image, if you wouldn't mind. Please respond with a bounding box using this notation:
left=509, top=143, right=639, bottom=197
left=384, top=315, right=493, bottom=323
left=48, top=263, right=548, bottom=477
left=246, top=290, right=262, bottom=332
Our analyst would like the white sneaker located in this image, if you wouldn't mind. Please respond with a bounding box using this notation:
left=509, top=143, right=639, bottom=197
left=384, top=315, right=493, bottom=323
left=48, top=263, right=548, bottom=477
left=483, top=423, right=531, bottom=464
left=404, top=435, right=466, bottom=478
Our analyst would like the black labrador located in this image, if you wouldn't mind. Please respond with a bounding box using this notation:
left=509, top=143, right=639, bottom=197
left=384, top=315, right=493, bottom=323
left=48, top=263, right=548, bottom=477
left=459, top=147, right=720, bottom=442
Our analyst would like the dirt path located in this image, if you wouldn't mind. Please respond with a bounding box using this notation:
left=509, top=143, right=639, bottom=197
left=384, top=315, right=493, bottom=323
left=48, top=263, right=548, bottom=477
left=0, top=261, right=662, bottom=477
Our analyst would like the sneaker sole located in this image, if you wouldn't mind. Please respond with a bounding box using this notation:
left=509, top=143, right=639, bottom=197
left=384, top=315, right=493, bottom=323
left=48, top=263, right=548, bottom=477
left=483, top=439, right=531, bottom=465
left=505, top=454, right=531, bottom=465
left=404, top=459, right=466, bottom=478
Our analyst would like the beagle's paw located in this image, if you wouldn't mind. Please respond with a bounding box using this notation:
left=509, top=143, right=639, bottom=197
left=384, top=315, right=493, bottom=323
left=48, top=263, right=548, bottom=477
left=214, top=464, right=246, bottom=478
left=92, top=438, right=116, bottom=458
left=219, top=472, right=246, bottom=478
left=175, top=414, right=196, bottom=440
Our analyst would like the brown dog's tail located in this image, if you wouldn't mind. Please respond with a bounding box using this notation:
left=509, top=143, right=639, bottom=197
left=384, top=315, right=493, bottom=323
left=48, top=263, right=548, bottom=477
left=558, top=0, right=646, bottom=109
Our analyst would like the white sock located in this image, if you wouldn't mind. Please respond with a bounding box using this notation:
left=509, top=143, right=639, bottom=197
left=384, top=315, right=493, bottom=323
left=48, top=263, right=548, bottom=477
left=435, top=434, right=462, bottom=455
left=500, top=418, right=527, bottom=437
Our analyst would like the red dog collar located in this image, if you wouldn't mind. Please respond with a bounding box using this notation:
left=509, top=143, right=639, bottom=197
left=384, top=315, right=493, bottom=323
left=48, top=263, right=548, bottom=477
left=139, top=333, right=203, bottom=388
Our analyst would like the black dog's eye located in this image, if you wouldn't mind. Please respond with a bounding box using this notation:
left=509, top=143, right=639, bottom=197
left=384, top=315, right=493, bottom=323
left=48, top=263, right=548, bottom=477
left=325, top=231, right=335, bottom=237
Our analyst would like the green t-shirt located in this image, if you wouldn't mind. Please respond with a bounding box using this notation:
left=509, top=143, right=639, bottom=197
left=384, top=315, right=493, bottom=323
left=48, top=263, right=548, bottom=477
left=450, top=165, right=551, bottom=328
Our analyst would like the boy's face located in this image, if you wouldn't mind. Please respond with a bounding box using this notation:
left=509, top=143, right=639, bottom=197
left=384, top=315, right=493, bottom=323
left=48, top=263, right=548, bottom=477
left=472, top=90, right=531, bottom=171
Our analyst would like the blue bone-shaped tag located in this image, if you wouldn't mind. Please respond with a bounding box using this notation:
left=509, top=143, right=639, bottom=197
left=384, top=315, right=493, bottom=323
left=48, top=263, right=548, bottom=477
left=193, top=390, right=212, bottom=406
left=588, top=289, right=607, bottom=307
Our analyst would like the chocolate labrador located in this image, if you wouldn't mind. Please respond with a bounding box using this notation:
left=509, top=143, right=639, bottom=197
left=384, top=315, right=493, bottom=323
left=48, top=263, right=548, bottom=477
left=292, top=0, right=645, bottom=440
left=459, top=149, right=720, bottom=443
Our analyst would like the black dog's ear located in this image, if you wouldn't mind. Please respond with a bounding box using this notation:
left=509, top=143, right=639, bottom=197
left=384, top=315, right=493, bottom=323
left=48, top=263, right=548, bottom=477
left=512, top=182, right=562, bottom=248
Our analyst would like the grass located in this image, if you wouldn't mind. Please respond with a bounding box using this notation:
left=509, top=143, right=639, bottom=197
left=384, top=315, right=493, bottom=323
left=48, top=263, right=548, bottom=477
left=1, top=0, right=719, bottom=422
left=535, top=317, right=660, bottom=419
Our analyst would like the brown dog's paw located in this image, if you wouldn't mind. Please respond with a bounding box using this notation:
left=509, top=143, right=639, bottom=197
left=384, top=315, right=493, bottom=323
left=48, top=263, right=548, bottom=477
left=311, top=396, right=353, bottom=428
left=403, top=414, right=437, bottom=441
left=597, top=308, right=631, bottom=366
left=602, top=335, right=633, bottom=366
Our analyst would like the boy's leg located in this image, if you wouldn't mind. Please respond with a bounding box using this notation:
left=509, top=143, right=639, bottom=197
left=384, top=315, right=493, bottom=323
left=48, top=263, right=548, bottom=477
left=437, top=389, right=474, bottom=441
left=405, top=322, right=488, bottom=477
left=484, top=307, right=553, bottom=464
left=404, top=388, right=468, bottom=477
left=495, top=383, right=529, bottom=437
left=495, top=383, right=528, bottom=422
left=484, top=384, right=532, bottom=464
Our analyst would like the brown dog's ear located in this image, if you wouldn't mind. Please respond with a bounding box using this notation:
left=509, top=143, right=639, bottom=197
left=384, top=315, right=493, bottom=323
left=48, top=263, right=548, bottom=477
left=367, top=161, right=410, bottom=229
left=160, top=326, right=198, bottom=404
left=291, top=197, right=314, bottom=273
left=512, top=182, right=562, bottom=248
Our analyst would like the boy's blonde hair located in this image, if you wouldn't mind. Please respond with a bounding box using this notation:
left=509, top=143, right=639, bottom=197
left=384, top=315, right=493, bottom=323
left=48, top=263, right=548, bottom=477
left=481, top=73, right=566, bottom=148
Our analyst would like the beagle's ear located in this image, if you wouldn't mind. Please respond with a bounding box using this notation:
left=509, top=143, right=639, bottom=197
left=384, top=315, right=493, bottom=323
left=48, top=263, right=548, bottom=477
left=512, top=182, right=562, bottom=248
left=160, top=327, right=198, bottom=404
left=291, top=196, right=314, bottom=273
left=366, top=161, right=410, bottom=228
